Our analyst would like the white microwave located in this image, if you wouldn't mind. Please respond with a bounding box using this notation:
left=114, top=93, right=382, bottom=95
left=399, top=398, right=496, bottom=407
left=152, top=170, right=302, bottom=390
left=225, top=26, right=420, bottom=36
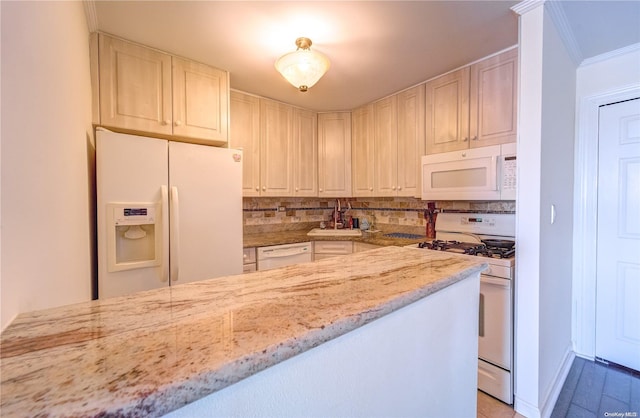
left=421, top=143, right=516, bottom=201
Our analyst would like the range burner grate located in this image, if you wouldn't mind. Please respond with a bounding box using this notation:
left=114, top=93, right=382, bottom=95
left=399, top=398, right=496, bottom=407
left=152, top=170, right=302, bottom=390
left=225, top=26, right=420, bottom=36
left=418, top=240, right=515, bottom=259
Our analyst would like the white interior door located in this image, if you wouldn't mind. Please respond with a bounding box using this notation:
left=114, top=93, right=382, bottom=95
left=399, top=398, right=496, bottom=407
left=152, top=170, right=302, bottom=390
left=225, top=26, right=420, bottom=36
left=595, top=98, right=640, bottom=371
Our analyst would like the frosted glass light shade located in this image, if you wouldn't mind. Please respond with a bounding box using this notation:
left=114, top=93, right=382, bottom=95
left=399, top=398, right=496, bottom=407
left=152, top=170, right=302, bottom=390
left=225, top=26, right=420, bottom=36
left=275, top=38, right=330, bottom=92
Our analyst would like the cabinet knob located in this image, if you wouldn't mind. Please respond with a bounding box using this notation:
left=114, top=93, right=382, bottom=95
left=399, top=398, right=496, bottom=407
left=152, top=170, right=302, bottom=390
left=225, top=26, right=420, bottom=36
left=462, top=152, right=467, bottom=157
left=163, top=119, right=171, bottom=126
left=295, top=187, right=299, bottom=192
left=398, top=186, right=402, bottom=191
left=175, top=120, right=183, bottom=126
left=255, top=187, right=259, bottom=191
left=463, top=137, right=469, bottom=142
left=369, top=187, right=373, bottom=191
left=262, top=186, right=266, bottom=191
left=319, top=188, right=323, bottom=192
left=471, top=136, right=478, bottom=141
left=392, top=186, right=396, bottom=190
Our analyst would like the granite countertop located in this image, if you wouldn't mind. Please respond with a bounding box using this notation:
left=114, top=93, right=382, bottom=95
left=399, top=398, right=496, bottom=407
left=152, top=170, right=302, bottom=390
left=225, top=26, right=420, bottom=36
left=0, top=247, right=486, bottom=417
left=243, top=228, right=427, bottom=248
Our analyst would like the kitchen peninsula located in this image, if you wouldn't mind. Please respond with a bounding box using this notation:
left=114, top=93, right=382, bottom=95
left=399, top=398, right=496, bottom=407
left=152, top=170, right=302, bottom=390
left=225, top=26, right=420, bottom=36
left=0, top=247, right=486, bottom=417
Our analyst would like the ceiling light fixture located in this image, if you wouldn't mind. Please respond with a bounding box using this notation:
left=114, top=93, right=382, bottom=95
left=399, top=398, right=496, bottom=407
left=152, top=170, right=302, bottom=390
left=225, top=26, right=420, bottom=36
left=275, top=37, right=330, bottom=92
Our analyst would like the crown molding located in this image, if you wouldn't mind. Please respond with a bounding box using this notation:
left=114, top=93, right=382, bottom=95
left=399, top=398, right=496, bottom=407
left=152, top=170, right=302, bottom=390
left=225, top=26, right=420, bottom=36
left=545, top=0, right=583, bottom=65
left=83, top=0, right=98, bottom=33
left=580, top=42, right=640, bottom=67
left=511, top=0, right=545, bottom=16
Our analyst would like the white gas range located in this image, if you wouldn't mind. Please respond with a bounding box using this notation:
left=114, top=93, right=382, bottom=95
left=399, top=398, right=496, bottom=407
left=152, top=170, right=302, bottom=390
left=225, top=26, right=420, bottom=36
left=407, top=212, right=515, bottom=405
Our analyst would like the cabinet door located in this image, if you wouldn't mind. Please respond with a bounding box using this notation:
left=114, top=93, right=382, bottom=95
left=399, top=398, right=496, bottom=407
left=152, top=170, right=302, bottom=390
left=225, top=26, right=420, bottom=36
left=352, top=104, right=375, bottom=197
left=353, top=242, right=382, bottom=252
left=99, top=35, right=173, bottom=135
left=318, top=113, right=352, bottom=197
left=260, top=100, right=293, bottom=196
left=230, top=91, right=260, bottom=196
left=425, top=67, right=470, bottom=154
left=293, top=108, right=318, bottom=196
left=314, top=241, right=353, bottom=255
left=172, top=57, right=229, bottom=144
left=374, top=96, right=398, bottom=196
left=469, top=48, right=518, bottom=148
left=397, top=85, right=426, bottom=197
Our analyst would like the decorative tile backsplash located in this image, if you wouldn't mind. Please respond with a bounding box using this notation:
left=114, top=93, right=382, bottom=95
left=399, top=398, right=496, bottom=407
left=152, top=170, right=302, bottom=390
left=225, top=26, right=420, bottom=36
left=243, top=197, right=515, bottom=232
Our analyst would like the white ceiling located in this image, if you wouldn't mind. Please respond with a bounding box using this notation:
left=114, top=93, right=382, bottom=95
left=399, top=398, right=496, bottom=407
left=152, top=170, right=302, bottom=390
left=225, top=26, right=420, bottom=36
left=91, top=1, right=640, bottom=112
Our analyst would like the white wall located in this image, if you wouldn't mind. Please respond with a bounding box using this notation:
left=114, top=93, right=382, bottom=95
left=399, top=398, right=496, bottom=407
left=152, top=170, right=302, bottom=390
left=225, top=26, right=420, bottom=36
left=514, top=3, right=577, bottom=417
left=514, top=4, right=544, bottom=415
left=577, top=46, right=640, bottom=96
left=1, top=1, right=94, bottom=331
left=538, top=7, right=576, bottom=414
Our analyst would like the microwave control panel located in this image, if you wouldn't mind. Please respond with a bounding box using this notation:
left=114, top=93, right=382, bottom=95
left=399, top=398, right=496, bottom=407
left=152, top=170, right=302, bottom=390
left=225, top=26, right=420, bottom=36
left=502, top=156, right=517, bottom=192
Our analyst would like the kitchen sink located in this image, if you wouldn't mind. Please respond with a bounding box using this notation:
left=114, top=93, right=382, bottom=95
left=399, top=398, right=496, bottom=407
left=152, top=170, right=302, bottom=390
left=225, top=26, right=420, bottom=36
left=307, top=228, right=363, bottom=237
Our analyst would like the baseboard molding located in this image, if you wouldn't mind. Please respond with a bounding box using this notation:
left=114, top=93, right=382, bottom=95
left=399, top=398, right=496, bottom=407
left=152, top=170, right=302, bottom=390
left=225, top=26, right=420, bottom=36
left=514, top=395, right=541, bottom=418
left=540, top=347, right=576, bottom=418
left=514, top=347, right=576, bottom=418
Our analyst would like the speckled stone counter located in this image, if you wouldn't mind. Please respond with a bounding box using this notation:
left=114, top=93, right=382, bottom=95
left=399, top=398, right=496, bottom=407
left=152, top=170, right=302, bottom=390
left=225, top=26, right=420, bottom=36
left=0, top=247, right=486, bottom=417
left=243, top=227, right=427, bottom=248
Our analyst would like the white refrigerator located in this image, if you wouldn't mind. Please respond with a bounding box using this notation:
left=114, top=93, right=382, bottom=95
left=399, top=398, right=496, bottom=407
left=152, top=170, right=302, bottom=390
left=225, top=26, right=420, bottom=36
left=96, top=128, right=243, bottom=299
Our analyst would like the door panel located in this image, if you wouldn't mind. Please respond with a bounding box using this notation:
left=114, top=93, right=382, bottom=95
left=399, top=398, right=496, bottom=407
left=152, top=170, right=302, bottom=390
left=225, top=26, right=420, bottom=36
left=173, top=57, right=228, bottom=143
left=479, top=277, right=511, bottom=370
left=293, top=108, right=318, bottom=196
left=374, top=96, right=398, bottom=196
left=425, top=67, right=470, bottom=154
left=230, top=91, right=261, bottom=196
left=98, top=35, right=172, bottom=135
left=96, top=130, right=169, bottom=298
left=168, top=142, right=243, bottom=285
left=352, top=104, right=375, bottom=197
left=260, top=100, right=293, bottom=196
left=596, top=98, right=640, bottom=371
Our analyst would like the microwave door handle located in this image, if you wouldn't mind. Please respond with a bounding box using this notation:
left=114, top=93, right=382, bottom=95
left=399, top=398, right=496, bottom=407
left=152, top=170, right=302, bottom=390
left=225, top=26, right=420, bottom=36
left=490, top=155, right=498, bottom=191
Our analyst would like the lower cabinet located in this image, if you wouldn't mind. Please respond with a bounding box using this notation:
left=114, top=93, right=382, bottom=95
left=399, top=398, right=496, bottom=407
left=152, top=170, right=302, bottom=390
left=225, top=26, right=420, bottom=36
left=353, top=242, right=382, bottom=252
left=243, top=247, right=257, bottom=273
left=314, top=241, right=353, bottom=261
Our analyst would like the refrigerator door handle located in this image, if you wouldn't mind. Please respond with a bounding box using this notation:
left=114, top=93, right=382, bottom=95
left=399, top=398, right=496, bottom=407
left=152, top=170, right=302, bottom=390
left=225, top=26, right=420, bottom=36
left=170, top=186, right=180, bottom=282
left=161, top=185, right=169, bottom=283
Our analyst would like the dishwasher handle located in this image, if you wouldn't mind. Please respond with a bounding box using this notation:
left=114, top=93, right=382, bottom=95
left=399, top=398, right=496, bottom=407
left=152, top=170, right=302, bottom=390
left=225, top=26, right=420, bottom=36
left=261, top=246, right=309, bottom=259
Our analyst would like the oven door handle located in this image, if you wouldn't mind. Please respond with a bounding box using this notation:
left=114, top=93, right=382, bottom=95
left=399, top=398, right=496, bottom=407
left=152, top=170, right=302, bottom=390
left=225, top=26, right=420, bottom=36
left=479, top=293, right=485, bottom=337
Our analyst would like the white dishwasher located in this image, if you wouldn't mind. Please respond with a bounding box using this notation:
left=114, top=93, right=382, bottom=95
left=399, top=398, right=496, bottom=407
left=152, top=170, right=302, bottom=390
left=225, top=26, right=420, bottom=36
left=257, top=242, right=313, bottom=271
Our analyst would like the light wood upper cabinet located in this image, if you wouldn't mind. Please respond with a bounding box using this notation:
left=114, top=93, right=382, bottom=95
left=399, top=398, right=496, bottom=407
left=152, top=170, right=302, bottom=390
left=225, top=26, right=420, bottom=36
left=372, top=86, right=425, bottom=197
left=374, top=96, right=398, bottom=196
left=230, top=93, right=317, bottom=197
left=172, top=57, right=229, bottom=143
left=469, top=48, right=518, bottom=147
left=230, top=91, right=260, bottom=196
left=425, top=67, right=470, bottom=154
left=397, top=85, right=425, bottom=197
left=94, top=33, right=229, bottom=145
left=352, top=104, right=375, bottom=197
left=293, top=108, right=318, bottom=196
left=318, top=112, right=352, bottom=197
left=425, top=48, right=517, bottom=154
left=98, top=34, right=173, bottom=136
left=260, top=99, right=293, bottom=196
